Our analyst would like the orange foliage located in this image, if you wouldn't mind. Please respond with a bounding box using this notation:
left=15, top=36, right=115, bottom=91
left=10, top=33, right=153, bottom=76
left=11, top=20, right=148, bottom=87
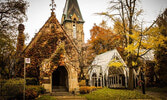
left=25, top=30, right=64, bottom=78
left=88, top=21, right=123, bottom=55
left=79, top=86, right=97, bottom=94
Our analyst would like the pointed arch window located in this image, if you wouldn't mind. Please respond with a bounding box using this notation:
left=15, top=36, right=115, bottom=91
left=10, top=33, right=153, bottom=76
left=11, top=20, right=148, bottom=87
left=73, top=18, right=77, bottom=39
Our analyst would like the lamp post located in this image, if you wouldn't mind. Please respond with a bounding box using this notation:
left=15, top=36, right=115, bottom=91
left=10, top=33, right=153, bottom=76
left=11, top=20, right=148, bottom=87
left=24, top=58, right=30, bottom=100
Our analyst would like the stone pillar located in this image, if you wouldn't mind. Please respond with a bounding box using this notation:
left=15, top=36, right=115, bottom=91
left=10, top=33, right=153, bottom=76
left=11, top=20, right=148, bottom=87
left=125, top=71, right=128, bottom=88
left=117, top=74, right=119, bottom=87
left=101, top=77, right=102, bottom=87
left=102, top=75, right=105, bottom=87
left=115, top=75, right=116, bottom=87
left=121, top=76, right=122, bottom=87
left=97, top=78, right=98, bottom=87
left=89, top=77, right=92, bottom=86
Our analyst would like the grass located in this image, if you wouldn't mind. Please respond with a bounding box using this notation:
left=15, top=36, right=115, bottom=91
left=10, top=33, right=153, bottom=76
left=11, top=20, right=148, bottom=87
left=35, top=95, right=57, bottom=100
left=81, top=87, right=156, bottom=100
left=36, top=87, right=167, bottom=100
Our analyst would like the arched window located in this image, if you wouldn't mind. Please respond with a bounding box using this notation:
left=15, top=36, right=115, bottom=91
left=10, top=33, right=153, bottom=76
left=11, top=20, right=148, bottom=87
left=92, top=73, right=97, bottom=86
left=73, top=18, right=77, bottom=39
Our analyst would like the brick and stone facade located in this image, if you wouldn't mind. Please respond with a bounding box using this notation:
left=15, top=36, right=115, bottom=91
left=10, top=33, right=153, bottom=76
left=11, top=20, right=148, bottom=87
left=23, top=0, right=84, bottom=93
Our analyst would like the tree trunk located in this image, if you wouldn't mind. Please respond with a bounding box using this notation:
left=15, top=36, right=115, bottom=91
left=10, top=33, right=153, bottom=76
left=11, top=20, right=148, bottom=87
left=126, top=0, right=136, bottom=90
left=128, top=67, right=134, bottom=89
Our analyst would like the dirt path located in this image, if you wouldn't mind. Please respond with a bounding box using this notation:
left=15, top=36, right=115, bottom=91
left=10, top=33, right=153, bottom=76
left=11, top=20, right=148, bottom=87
left=54, top=96, right=87, bottom=100
left=145, top=91, right=167, bottom=100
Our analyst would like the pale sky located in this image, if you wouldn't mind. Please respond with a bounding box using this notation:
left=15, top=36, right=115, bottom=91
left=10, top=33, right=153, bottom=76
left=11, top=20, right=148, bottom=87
left=23, top=0, right=167, bottom=44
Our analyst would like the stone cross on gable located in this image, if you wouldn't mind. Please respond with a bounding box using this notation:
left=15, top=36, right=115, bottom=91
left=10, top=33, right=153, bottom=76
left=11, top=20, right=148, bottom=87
left=50, top=0, right=56, bottom=12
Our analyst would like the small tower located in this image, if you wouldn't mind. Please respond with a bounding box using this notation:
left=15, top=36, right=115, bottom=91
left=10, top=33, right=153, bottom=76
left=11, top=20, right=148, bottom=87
left=61, top=0, right=84, bottom=48
left=16, top=24, right=25, bottom=56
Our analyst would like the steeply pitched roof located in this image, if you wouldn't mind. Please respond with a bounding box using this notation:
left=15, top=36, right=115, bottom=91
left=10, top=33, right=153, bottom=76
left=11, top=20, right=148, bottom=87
left=89, top=49, right=128, bottom=75
left=91, top=49, right=127, bottom=68
left=23, top=12, right=78, bottom=54
left=23, top=13, right=60, bottom=53
left=62, top=0, right=84, bottom=22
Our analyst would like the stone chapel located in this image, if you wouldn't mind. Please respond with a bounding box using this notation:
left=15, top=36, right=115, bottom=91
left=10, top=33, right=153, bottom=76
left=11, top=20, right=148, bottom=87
left=23, top=0, right=84, bottom=93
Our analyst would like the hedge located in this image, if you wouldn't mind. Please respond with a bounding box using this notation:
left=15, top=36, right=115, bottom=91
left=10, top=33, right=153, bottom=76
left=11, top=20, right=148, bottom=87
left=79, top=86, right=97, bottom=94
left=0, top=78, right=24, bottom=100
left=25, top=85, right=46, bottom=100
left=0, top=78, right=46, bottom=100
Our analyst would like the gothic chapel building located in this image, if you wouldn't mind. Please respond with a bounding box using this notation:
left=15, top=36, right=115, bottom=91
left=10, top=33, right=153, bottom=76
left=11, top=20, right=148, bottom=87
left=23, top=0, right=84, bottom=93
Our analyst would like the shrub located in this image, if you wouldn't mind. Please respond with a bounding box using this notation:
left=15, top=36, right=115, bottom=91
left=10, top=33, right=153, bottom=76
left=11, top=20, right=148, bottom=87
left=37, top=86, right=46, bottom=94
left=0, top=78, right=46, bottom=100
left=26, top=85, right=46, bottom=95
left=25, top=88, right=38, bottom=100
left=0, top=78, right=24, bottom=99
left=79, top=80, right=86, bottom=86
left=26, top=77, right=38, bottom=85
left=91, top=86, right=97, bottom=91
left=0, top=79, right=7, bottom=83
left=79, top=86, right=97, bottom=94
left=25, top=85, right=46, bottom=100
left=80, top=86, right=87, bottom=94
left=97, top=86, right=102, bottom=89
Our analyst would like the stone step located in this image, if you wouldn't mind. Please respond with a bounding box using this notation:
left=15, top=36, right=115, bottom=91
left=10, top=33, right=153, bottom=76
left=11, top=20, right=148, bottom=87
left=50, top=92, right=74, bottom=96
left=53, top=86, right=67, bottom=89
left=52, top=89, right=67, bottom=92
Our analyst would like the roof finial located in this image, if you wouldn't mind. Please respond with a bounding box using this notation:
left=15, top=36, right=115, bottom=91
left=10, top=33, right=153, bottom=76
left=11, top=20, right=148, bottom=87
left=50, top=0, right=56, bottom=13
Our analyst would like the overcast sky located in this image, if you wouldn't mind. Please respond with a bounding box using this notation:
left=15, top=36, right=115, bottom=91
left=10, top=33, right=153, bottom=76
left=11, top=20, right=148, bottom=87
left=23, top=0, right=167, bottom=44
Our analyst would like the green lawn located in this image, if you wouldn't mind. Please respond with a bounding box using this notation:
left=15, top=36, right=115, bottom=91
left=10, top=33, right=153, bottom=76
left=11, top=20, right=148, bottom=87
left=36, top=87, right=165, bottom=100
left=81, top=87, right=157, bottom=100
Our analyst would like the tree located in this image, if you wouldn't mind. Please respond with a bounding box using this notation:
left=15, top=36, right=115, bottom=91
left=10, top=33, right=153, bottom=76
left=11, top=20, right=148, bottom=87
left=88, top=21, right=122, bottom=55
left=0, top=0, right=28, bottom=79
left=95, top=0, right=166, bottom=90
left=97, top=0, right=166, bottom=89
left=97, top=0, right=141, bottom=89
left=155, top=8, right=167, bottom=86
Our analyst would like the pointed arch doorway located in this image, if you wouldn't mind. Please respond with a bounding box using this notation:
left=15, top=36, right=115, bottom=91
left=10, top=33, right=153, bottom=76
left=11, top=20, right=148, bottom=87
left=52, top=66, right=69, bottom=92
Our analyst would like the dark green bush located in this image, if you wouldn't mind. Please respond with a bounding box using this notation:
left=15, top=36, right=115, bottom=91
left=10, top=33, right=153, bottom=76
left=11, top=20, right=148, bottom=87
left=26, top=85, right=46, bottom=95
left=26, top=77, right=38, bottom=85
left=25, top=88, right=38, bottom=100
left=0, top=79, right=46, bottom=100
left=25, top=85, right=46, bottom=99
left=37, top=86, right=46, bottom=94
left=0, top=78, right=24, bottom=100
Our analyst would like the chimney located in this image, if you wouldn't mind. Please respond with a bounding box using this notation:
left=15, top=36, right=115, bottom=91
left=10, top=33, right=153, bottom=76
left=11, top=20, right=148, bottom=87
left=16, top=24, right=25, bottom=56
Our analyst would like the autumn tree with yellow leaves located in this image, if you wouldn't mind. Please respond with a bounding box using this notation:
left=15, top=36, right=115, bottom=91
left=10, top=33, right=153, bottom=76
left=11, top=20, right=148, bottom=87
left=97, top=0, right=143, bottom=89
left=97, top=0, right=167, bottom=89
